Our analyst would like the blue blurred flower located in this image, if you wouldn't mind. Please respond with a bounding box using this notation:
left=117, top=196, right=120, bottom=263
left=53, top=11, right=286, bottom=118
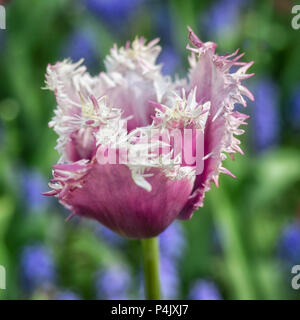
left=290, top=86, right=300, bottom=130
left=189, top=280, right=222, bottom=300
left=152, top=4, right=180, bottom=76
left=153, top=3, right=172, bottom=44
left=95, top=265, right=131, bottom=299
left=157, top=46, right=180, bottom=76
left=62, top=29, right=98, bottom=69
left=278, top=222, right=300, bottom=267
left=160, top=256, right=179, bottom=299
left=20, top=244, right=56, bottom=292
left=95, top=224, right=124, bottom=247
left=159, top=221, right=185, bottom=262
left=203, top=0, right=251, bottom=38
left=83, top=0, right=143, bottom=27
left=56, top=290, right=81, bottom=300
left=252, top=78, right=280, bottom=152
left=21, top=169, right=49, bottom=212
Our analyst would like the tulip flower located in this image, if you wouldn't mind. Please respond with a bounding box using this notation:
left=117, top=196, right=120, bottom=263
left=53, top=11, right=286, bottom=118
left=44, top=27, right=253, bottom=299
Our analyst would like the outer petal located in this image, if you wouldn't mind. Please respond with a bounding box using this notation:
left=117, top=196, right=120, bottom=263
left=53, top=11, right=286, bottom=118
left=178, top=28, right=254, bottom=219
left=47, top=159, right=194, bottom=239
left=45, top=59, right=105, bottom=161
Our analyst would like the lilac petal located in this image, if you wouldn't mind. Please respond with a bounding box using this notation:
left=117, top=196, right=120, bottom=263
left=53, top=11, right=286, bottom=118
left=55, top=161, right=193, bottom=239
left=105, top=81, right=156, bottom=131
left=103, top=39, right=164, bottom=131
left=45, top=60, right=104, bottom=161
left=66, top=127, right=97, bottom=161
left=178, top=29, right=254, bottom=218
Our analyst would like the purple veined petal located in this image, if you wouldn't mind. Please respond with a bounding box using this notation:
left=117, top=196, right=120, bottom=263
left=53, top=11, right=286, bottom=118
left=54, top=160, right=193, bottom=239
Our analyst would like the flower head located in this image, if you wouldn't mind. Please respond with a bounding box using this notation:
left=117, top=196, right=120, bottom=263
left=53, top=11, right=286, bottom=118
left=44, top=28, right=253, bottom=238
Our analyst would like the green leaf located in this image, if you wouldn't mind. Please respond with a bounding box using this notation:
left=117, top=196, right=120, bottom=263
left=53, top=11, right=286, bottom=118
left=251, top=149, right=300, bottom=208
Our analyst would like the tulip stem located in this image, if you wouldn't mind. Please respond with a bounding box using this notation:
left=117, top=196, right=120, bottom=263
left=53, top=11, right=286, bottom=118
left=141, top=237, right=161, bottom=300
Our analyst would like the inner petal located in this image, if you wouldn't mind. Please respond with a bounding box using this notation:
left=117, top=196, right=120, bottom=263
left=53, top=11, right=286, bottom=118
left=66, top=127, right=97, bottom=162
left=106, top=72, right=157, bottom=131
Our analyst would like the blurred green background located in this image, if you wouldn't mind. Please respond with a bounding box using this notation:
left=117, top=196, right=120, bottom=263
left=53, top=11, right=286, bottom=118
left=0, top=0, right=300, bottom=300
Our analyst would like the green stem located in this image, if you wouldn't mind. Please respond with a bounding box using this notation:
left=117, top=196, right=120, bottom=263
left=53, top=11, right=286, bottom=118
left=141, top=237, right=161, bottom=300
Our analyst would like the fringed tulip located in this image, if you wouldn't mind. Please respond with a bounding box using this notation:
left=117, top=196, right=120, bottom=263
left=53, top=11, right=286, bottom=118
left=43, top=28, right=254, bottom=239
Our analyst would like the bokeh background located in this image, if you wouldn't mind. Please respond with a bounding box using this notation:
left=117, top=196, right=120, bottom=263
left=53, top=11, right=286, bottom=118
left=0, top=0, right=300, bottom=300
